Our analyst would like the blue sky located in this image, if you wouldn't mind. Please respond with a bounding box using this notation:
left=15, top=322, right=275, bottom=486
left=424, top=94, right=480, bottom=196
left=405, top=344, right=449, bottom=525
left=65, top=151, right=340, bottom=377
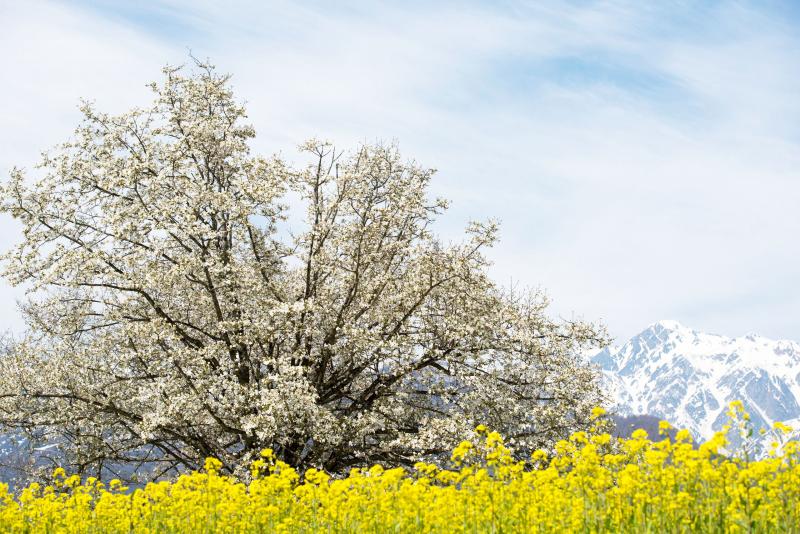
left=1, top=0, right=799, bottom=342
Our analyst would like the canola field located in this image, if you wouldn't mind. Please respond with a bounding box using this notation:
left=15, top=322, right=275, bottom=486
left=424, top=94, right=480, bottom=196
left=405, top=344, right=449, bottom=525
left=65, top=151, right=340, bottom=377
left=1, top=403, right=799, bottom=533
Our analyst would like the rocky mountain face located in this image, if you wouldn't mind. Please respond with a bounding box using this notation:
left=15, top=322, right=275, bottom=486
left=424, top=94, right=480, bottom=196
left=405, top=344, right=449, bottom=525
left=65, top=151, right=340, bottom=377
left=592, top=320, right=800, bottom=447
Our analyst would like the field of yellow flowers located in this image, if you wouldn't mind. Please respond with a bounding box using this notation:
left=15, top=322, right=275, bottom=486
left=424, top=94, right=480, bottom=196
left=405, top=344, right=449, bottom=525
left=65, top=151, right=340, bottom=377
left=1, top=402, right=798, bottom=533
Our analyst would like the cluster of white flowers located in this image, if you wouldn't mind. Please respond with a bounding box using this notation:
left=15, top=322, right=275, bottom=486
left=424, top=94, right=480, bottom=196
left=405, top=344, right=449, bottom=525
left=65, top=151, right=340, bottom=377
left=0, top=61, right=608, bottom=479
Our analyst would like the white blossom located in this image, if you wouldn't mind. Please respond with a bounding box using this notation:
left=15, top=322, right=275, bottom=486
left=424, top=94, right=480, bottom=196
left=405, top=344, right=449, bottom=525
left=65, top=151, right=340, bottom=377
left=0, top=61, right=608, bottom=479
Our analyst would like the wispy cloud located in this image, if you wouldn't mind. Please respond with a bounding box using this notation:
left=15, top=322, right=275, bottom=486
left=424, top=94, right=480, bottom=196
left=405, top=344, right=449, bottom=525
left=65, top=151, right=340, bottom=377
left=1, top=0, right=798, bottom=341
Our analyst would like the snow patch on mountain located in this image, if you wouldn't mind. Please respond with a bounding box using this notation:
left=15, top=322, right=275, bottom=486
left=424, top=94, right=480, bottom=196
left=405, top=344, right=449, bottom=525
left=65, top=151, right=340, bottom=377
left=592, top=320, right=800, bottom=444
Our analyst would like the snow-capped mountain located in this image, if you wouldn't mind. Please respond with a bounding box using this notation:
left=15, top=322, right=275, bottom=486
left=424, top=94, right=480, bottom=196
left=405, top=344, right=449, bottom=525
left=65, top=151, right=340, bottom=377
left=592, top=320, right=800, bottom=444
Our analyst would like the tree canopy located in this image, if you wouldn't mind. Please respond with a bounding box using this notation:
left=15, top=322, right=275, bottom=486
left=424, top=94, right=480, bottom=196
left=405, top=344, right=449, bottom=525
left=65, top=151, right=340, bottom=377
left=0, top=62, right=607, bottom=480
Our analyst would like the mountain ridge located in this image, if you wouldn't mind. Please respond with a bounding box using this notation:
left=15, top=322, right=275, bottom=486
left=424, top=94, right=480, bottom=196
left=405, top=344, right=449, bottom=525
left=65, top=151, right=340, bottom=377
left=592, top=319, right=800, bottom=445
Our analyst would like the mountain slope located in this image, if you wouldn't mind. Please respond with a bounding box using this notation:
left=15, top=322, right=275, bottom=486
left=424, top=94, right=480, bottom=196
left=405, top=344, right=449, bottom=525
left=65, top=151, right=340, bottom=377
left=592, top=320, right=800, bottom=443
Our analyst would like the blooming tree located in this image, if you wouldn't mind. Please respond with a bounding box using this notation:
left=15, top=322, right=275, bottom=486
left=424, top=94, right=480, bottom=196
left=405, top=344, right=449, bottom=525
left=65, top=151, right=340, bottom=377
left=0, top=62, right=607, bottom=479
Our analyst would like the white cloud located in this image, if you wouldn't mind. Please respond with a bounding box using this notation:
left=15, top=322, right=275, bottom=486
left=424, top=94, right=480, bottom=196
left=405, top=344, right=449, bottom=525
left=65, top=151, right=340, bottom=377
left=1, top=1, right=798, bottom=342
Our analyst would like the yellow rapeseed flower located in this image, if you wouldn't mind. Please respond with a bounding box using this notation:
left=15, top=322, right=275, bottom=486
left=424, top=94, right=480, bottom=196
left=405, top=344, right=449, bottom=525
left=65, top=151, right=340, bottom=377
left=1, top=404, right=798, bottom=533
